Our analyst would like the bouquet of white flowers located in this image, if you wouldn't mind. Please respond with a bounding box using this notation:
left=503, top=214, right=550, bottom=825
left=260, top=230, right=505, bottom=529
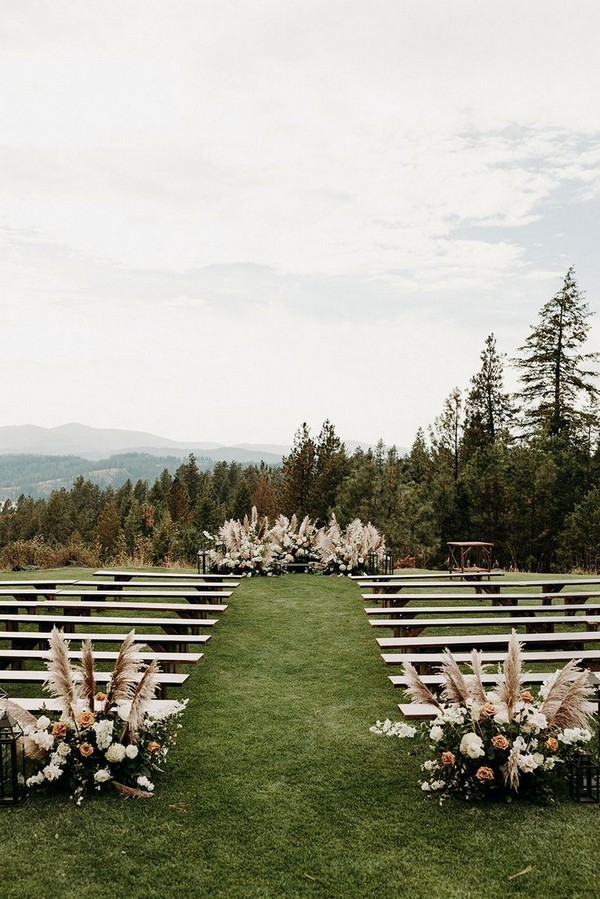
left=371, top=632, right=596, bottom=801
left=21, top=628, right=187, bottom=803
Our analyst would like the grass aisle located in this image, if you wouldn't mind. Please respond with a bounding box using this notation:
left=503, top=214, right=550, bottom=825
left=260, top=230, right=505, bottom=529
left=4, top=573, right=599, bottom=898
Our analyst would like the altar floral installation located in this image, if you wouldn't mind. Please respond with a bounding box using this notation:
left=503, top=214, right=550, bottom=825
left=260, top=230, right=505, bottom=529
left=371, top=631, right=596, bottom=802
left=18, top=628, right=187, bottom=803
left=205, top=507, right=387, bottom=575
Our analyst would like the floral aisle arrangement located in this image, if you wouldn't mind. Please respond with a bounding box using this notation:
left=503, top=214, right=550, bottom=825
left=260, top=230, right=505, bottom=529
left=270, top=514, right=320, bottom=570
left=370, top=631, right=595, bottom=802
left=314, top=514, right=386, bottom=575
left=21, top=628, right=187, bottom=803
left=207, top=506, right=276, bottom=575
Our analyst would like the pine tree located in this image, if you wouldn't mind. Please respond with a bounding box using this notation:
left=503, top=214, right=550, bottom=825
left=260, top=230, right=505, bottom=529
left=515, top=268, right=598, bottom=437
left=463, top=333, right=514, bottom=451
left=282, top=423, right=317, bottom=516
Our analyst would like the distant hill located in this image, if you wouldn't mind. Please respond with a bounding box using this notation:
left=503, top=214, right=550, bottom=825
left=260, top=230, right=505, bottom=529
left=0, top=423, right=287, bottom=465
left=0, top=453, right=204, bottom=501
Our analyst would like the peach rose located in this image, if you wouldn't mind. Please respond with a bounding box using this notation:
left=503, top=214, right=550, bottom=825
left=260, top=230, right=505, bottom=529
left=147, top=741, right=161, bottom=754
left=480, top=702, right=498, bottom=717
left=441, top=751, right=455, bottom=767
left=79, top=742, right=94, bottom=758
left=52, top=721, right=68, bottom=738
left=491, top=734, right=510, bottom=751
left=78, top=710, right=95, bottom=728
left=475, top=766, right=495, bottom=782
left=94, top=692, right=107, bottom=702
left=521, top=691, right=534, bottom=703
left=546, top=737, right=559, bottom=752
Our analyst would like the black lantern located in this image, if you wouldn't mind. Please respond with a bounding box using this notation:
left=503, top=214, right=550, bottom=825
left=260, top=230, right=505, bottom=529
left=0, top=692, right=27, bottom=806
left=568, top=751, right=600, bottom=804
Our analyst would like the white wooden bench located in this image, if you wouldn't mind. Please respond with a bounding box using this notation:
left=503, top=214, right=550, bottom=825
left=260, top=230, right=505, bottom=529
left=359, top=576, right=600, bottom=598
left=361, top=589, right=600, bottom=607
left=0, top=669, right=189, bottom=697
left=59, top=589, right=233, bottom=604
left=365, top=601, right=600, bottom=617
left=94, top=569, right=240, bottom=582
left=369, top=613, right=600, bottom=638
left=0, top=598, right=227, bottom=618
left=0, top=612, right=218, bottom=633
left=377, top=630, right=600, bottom=655
left=0, top=647, right=203, bottom=677
left=8, top=696, right=183, bottom=716
left=381, top=646, right=600, bottom=674
left=0, top=627, right=211, bottom=650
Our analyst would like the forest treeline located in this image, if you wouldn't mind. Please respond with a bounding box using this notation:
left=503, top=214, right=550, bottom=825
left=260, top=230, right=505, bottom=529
left=2, top=267, right=600, bottom=572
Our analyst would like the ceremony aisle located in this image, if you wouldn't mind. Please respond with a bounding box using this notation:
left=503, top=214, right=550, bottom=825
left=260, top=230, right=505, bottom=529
left=4, top=572, right=599, bottom=898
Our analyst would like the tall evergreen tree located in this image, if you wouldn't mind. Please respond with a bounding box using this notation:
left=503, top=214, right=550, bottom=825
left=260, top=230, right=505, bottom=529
left=515, top=267, right=598, bottom=437
left=463, top=333, right=514, bottom=452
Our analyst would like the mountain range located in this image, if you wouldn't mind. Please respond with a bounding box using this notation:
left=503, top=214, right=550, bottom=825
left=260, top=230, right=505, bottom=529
left=0, top=423, right=389, bottom=501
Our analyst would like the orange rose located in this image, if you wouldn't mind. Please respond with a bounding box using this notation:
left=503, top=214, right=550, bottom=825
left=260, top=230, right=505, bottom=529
left=94, top=692, right=107, bottom=702
left=521, top=691, right=534, bottom=703
left=78, top=710, right=95, bottom=728
left=491, top=735, right=510, bottom=751
left=475, top=766, right=495, bottom=782
left=441, top=751, right=455, bottom=767
left=146, top=741, right=161, bottom=754
left=480, top=702, right=497, bottom=717
left=52, top=721, right=68, bottom=738
left=79, top=742, right=94, bottom=758
left=546, top=737, right=559, bottom=752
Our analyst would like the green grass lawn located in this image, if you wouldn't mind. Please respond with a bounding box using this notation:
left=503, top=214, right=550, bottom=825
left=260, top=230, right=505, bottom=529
left=2, top=571, right=599, bottom=899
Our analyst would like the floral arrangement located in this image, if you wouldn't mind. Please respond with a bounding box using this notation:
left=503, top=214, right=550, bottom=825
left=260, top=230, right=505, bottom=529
left=20, top=628, right=187, bottom=803
left=270, top=514, right=320, bottom=570
left=207, top=506, right=277, bottom=575
left=371, top=631, right=596, bottom=802
left=314, top=514, right=386, bottom=575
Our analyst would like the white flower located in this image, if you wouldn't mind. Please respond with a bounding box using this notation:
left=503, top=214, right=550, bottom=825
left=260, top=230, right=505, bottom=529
left=430, top=780, right=446, bottom=791
left=521, top=710, right=548, bottom=733
left=459, top=733, right=485, bottom=759
left=429, top=725, right=444, bottom=743
left=56, top=742, right=71, bottom=759
left=32, top=730, right=54, bottom=751
left=516, top=753, right=539, bottom=774
left=116, top=701, right=132, bottom=722
left=125, top=744, right=139, bottom=759
left=422, top=760, right=438, bottom=772
left=420, top=781, right=432, bottom=792
left=493, top=708, right=510, bottom=726
left=559, top=727, right=593, bottom=745
left=94, top=768, right=112, bottom=783
left=36, top=715, right=51, bottom=730
left=26, top=772, right=45, bottom=787
left=137, top=775, right=155, bottom=791
left=92, top=718, right=114, bottom=750
left=105, top=743, right=127, bottom=763
left=43, top=763, right=63, bottom=781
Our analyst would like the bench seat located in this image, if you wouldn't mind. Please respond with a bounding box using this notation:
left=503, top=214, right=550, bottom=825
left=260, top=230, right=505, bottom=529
left=377, top=630, right=600, bottom=653
left=8, top=696, right=183, bottom=716
left=0, top=669, right=188, bottom=697
left=0, top=613, right=217, bottom=632
left=0, top=599, right=226, bottom=617
left=381, top=647, right=600, bottom=673
left=369, top=613, right=600, bottom=637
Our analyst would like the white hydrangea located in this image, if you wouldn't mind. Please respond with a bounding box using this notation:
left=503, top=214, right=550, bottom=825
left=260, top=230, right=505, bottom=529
left=94, top=768, right=112, bottom=783
left=137, top=775, right=155, bottom=791
left=92, top=718, right=114, bottom=750
left=105, top=742, right=127, bottom=763
left=125, top=744, right=139, bottom=759
left=559, top=727, right=593, bottom=745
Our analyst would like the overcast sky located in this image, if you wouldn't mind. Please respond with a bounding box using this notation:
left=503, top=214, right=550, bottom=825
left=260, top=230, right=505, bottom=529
left=2, top=1, right=600, bottom=450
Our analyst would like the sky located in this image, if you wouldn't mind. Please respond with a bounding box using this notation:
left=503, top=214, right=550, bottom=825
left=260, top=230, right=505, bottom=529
left=2, top=0, right=600, bottom=451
